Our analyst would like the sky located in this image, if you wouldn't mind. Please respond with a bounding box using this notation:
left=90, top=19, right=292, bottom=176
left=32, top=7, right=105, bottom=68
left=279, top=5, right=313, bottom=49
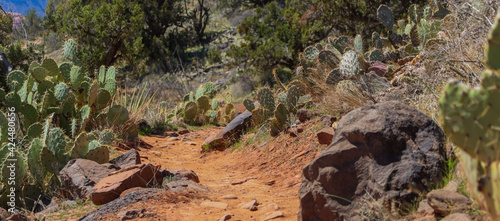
left=0, top=0, right=48, bottom=16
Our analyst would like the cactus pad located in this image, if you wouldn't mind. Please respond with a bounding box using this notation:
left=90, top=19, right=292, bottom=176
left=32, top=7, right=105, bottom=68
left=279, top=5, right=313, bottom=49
left=47, top=128, right=67, bottom=156
left=286, top=85, right=303, bottom=113
left=203, top=82, right=214, bottom=96
left=184, top=101, right=198, bottom=123
left=252, top=107, right=270, bottom=126
left=197, top=96, right=210, bottom=111
left=326, top=68, right=343, bottom=85
left=354, top=35, right=363, bottom=54
left=439, top=71, right=500, bottom=162
left=55, top=83, right=69, bottom=102
left=70, top=132, right=90, bottom=159
left=369, top=49, right=384, bottom=62
left=340, top=51, right=360, bottom=77
left=86, top=143, right=109, bottom=164
left=42, top=58, right=60, bottom=76
left=211, top=99, right=218, bottom=110
left=70, top=66, right=83, bottom=89
left=6, top=92, right=21, bottom=111
left=27, top=138, right=45, bottom=185
left=243, top=99, right=255, bottom=112
left=274, top=103, right=288, bottom=124
left=317, top=50, right=341, bottom=68
left=270, top=117, right=284, bottom=137
left=31, top=67, right=48, bottom=81
left=256, top=87, right=275, bottom=111
left=107, top=105, right=129, bottom=126
left=7, top=70, right=25, bottom=91
left=64, top=39, right=76, bottom=61
left=377, top=5, right=394, bottom=30
left=304, top=46, right=320, bottom=60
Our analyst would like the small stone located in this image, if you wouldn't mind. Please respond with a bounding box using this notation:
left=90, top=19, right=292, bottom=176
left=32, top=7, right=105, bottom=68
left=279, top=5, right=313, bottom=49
left=427, top=189, right=472, bottom=216
left=241, top=200, right=259, bottom=210
left=316, top=127, right=335, bottom=145
left=416, top=199, right=434, bottom=215
left=443, top=181, right=459, bottom=192
left=261, top=211, right=284, bottom=221
left=231, top=179, right=249, bottom=185
left=265, top=180, right=275, bottom=186
left=200, top=201, right=228, bottom=210
left=166, top=142, right=176, bottom=145
left=219, top=212, right=234, bottom=221
left=296, top=109, right=313, bottom=122
left=221, top=195, right=238, bottom=199
left=320, top=115, right=337, bottom=128
left=442, top=213, right=472, bottom=221
left=167, top=137, right=179, bottom=142
left=178, top=129, right=190, bottom=135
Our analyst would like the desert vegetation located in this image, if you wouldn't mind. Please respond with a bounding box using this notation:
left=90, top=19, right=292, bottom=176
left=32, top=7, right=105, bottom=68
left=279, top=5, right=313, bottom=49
left=0, top=0, right=500, bottom=220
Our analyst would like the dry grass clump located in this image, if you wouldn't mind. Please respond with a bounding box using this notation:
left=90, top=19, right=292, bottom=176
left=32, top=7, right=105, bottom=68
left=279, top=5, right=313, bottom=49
left=407, top=0, right=498, bottom=117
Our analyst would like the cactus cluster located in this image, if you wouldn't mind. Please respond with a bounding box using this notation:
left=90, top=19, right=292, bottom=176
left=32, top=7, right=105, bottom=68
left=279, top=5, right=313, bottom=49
left=439, top=12, right=500, bottom=219
left=170, top=82, right=229, bottom=125
left=248, top=79, right=309, bottom=137
left=0, top=39, right=126, bottom=206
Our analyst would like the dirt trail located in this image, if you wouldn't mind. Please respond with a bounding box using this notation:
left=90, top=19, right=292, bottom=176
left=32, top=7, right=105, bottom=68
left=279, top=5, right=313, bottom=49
left=114, top=127, right=308, bottom=221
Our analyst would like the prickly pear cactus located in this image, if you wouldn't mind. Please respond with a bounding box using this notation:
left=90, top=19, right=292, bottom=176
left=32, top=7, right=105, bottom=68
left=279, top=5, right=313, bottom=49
left=439, top=13, right=500, bottom=218
left=326, top=68, right=343, bottom=85
left=203, top=82, right=214, bottom=96
left=243, top=99, right=255, bottom=112
left=317, top=50, right=341, bottom=68
left=211, top=99, right=218, bottom=110
left=107, top=105, right=129, bottom=126
left=252, top=107, right=270, bottom=126
left=270, top=117, right=284, bottom=137
left=286, top=85, right=303, bottom=113
left=378, top=5, right=394, bottom=30
left=372, top=32, right=383, bottom=50
left=64, top=39, right=76, bottom=61
left=184, top=101, right=198, bottom=123
left=256, top=87, right=275, bottom=111
left=197, top=96, right=210, bottom=111
left=369, top=49, right=384, bottom=62
left=339, top=51, right=360, bottom=78
left=354, top=35, right=363, bottom=54
left=7, top=70, right=25, bottom=91
left=195, top=84, right=204, bottom=100
left=274, top=103, right=288, bottom=125
left=304, top=46, right=320, bottom=60
left=86, top=144, right=109, bottom=164
left=333, top=36, right=349, bottom=53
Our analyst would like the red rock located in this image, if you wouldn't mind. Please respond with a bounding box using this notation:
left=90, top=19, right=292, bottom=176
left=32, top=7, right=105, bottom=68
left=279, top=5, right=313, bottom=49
left=368, top=61, right=388, bottom=77
left=316, top=127, right=335, bottom=145
left=91, top=164, right=163, bottom=205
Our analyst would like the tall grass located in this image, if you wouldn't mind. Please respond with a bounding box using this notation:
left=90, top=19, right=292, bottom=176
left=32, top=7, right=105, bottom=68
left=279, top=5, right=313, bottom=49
left=111, top=83, right=156, bottom=140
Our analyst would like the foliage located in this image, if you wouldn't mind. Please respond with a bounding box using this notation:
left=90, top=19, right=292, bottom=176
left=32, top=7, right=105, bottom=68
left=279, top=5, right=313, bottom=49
left=0, top=10, right=13, bottom=46
left=439, top=11, right=500, bottom=219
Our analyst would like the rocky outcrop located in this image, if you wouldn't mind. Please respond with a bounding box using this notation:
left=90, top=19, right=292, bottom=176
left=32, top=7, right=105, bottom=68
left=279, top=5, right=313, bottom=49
left=80, top=188, right=165, bottom=221
left=91, top=164, right=163, bottom=205
left=59, top=159, right=120, bottom=199
left=202, top=110, right=252, bottom=150
left=164, top=168, right=200, bottom=183
left=109, top=149, right=141, bottom=168
left=299, top=101, right=446, bottom=220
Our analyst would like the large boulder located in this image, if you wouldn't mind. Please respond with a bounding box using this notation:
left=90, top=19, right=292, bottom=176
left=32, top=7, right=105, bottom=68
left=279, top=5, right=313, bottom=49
left=299, top=101, right=446, bottom=220
left=202, top=110, right=252, bottom=150
left=59, top=159, right=120, bottom=199
left=90, top=164, right=163, bottom=205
